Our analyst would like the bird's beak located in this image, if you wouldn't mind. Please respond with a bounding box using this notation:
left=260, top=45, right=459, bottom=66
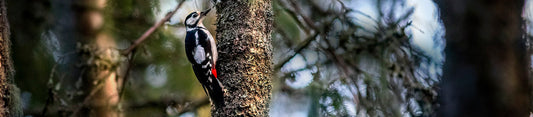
left=200, top=8, right=211, bottom=18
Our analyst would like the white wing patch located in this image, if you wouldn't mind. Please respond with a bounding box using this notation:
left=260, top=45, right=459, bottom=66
left=194, top=45, right=205, bottom=64
left=202, top=53, right=211, bottom=68
left=200, top=28, right=218, bottom=65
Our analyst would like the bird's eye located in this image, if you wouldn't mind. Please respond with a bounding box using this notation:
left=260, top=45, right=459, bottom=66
left=193, top=13, right=198, bottom=17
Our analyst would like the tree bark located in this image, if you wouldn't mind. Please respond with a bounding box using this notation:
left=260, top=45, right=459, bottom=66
left=437, top=0, right=529, bottom=116
left=213, top=0, right=273, bottom=116
left=74, top=0, right=120, bottom=116
left=0, top=0, right=22, bottom=116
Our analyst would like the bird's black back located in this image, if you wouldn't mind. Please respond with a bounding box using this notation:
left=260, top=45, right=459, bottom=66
left=185, top=28, right=212, bottom=64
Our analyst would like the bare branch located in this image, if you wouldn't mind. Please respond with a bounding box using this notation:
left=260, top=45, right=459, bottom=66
left=70, top=71, right=113, bottom=117
left=121, top=0, right=185, bottom=55
left=274, top=34, right=318, bottom=70
left=118, top=49, right=136, bottom=104
left=123, top=97, right=210, bottom=116
left=176, top=97, right=210, bottom=115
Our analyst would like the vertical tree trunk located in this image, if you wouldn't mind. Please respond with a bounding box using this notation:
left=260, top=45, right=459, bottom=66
left=0, top=0, right=22, bottom=116
left=0, top=0, right=12, bottom=115
left=74, top=0, right=119, bottom=116
left=438, top=0, right=529, bottom=116
left=213, top=0, right=273, bottom=116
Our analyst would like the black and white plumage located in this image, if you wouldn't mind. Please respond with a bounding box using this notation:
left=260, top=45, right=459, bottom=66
left=184, top=9, right=225, bottom=107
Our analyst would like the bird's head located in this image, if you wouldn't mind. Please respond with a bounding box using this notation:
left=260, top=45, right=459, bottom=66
left=184, top=8, right=211, bottom=29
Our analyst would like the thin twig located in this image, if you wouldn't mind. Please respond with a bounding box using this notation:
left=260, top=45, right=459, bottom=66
left=277, top=5, right=310, bottom=34
left=41, top=63, right=59, bottom=116
left=118, top=49, right=136, bottom=104
left=69, top=72, right=110, bottom=117
left=117, top=0, right=185, bottom=108
left=176, top=97, right=210, bottom=115
left=122, top=97, right=210, bottom=116
left=41, top=52, right=76, bottom=116
left=288, top=0, right=318, bottom=30
left=274, top=34, right=318, bottom=70
left=41, top=88, right=54, bottom=116
left=121, top=0, right=185, bottom=55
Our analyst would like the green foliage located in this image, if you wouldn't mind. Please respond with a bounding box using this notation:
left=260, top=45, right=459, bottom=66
left=9, top=0, right=206, bottom=116
left=107, top=0, right=203, bottom=115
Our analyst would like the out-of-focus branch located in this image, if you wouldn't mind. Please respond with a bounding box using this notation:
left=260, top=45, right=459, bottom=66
left=118, top=49, right=136, bottom=103
left=118, top=0, right=185, bottom=109
left=287, top=0, right=318, bottom=30
left=275, top=0, right=352, bottom=70
left=70, top=71, right=112, bottom=117
left=275, top=34, right=318, bottom=70
left=121, top=0, right=185, bottom=55
left=278, top=7, right=311, bottom=34
left=124, top=97, right=210, bottom=116
left=27, top=97, right=210, bottom=116
left=176, top=97, right=210, bottom=115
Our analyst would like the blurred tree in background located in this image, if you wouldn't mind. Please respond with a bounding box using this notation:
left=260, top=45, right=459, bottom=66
left=71, top=0, right=121, bottom=116
left=438, top=0, right=529, bottom=116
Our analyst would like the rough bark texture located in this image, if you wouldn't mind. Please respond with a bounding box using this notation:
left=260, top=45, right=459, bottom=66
left=0, top=0, right=22, bottom=116
left=438, top=0, right=529, bottom=116
left=0, top=0, right=11, bottom=115
left=213, top=0, right=273, bottom=116
left=74, top=0, right=120, bottom=116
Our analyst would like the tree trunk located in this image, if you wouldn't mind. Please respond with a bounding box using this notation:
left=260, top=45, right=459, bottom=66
left=74, top=0, right=120, bottom=116
left=437, top=0, right=529, bottom=116
left=213, top=0, right=273, bottom=116
left=0, top=0, right=22, bottom=116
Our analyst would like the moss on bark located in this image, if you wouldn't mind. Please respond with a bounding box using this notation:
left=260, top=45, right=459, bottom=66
left=213, top=0, right=273, bottom=116
left=0, top=0, right=22, bottom=116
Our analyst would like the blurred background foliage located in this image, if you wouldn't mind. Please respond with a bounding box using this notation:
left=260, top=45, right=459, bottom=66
left=271, top=0, right=442, bottom=116
left=7, top=0, right=444, bottom=116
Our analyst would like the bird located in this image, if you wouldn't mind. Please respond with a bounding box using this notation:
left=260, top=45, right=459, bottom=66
left=183, top=8, right=225, bottom=107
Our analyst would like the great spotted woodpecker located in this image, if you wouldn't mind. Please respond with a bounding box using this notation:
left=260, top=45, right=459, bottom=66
left=184, top=8, right=224, bottom=107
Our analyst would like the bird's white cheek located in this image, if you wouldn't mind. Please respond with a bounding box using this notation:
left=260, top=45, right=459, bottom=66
left=186, top=19, right=195, bottom=25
